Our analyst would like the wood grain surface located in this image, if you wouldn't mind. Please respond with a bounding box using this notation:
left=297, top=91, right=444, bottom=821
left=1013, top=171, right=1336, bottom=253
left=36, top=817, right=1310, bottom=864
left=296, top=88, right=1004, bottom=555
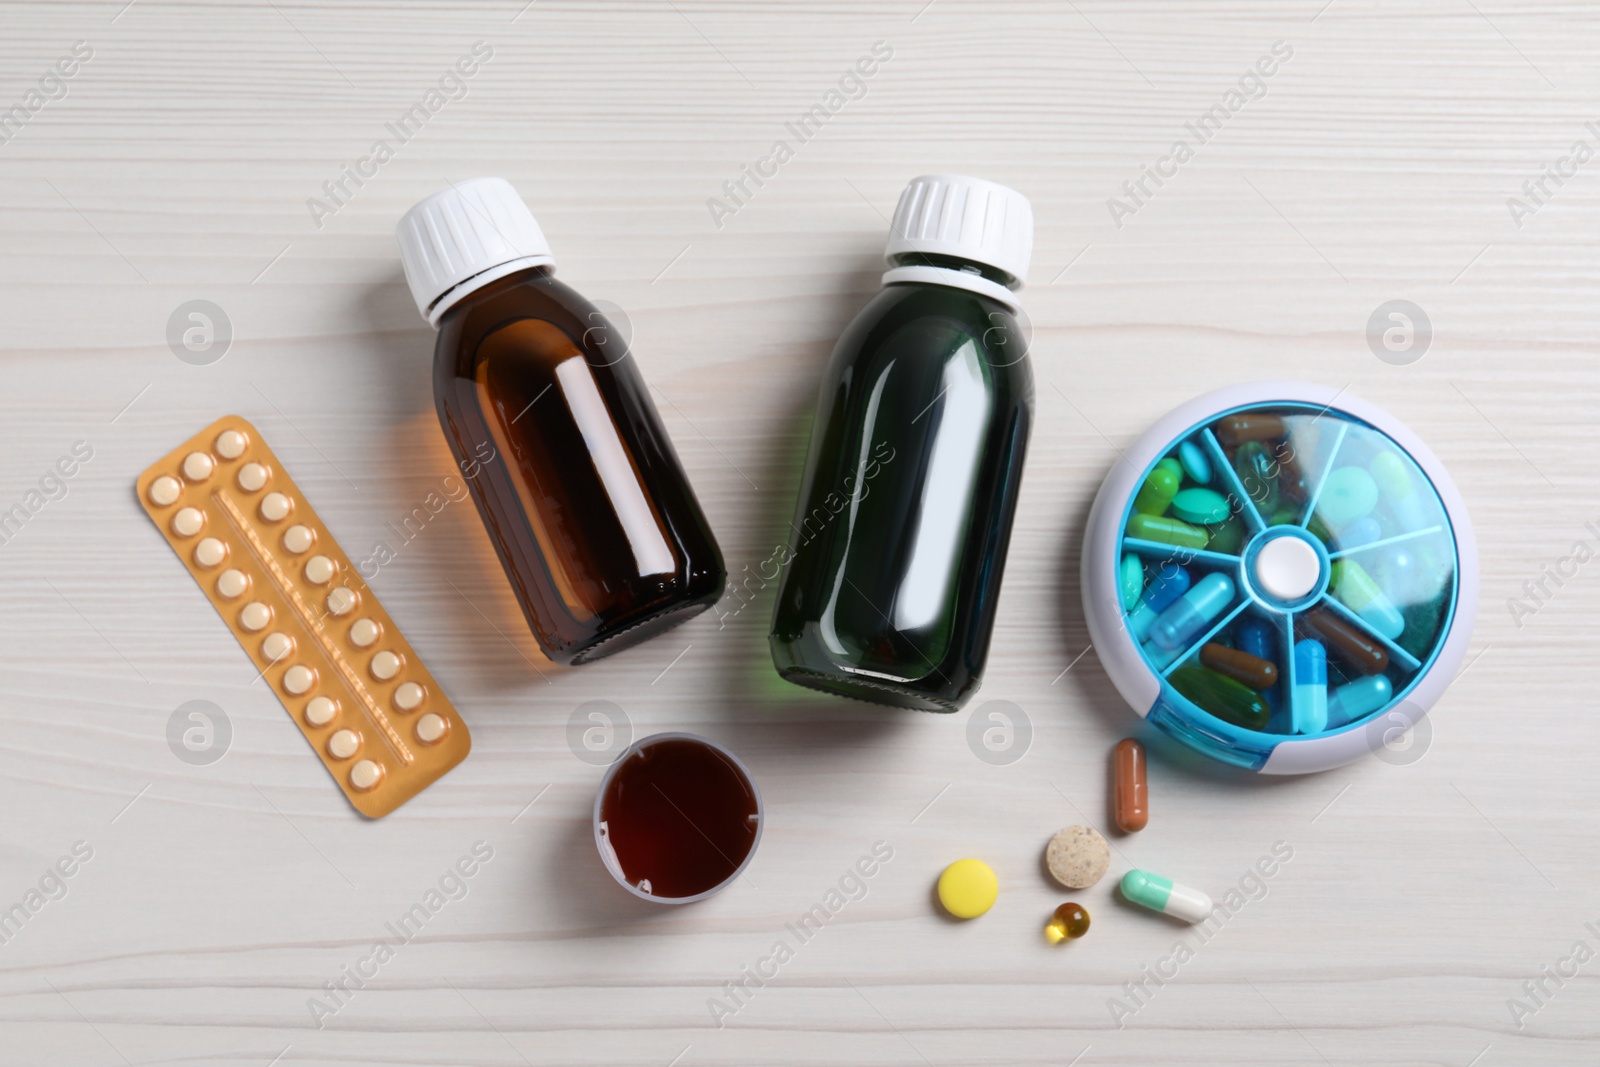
left=1, top=1, right=1597, bottom=1064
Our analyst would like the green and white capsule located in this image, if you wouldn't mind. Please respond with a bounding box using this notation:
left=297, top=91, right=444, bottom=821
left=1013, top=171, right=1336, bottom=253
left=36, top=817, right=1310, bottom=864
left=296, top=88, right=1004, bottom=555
left=1120, top=869, right=1212, bottom=923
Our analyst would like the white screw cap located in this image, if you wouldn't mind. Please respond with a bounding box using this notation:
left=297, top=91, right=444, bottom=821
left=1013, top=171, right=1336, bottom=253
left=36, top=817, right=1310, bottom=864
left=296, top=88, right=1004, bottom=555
left=396, top=177, right=555, bottom=325
left=884, top=174, right=1033, bottom=285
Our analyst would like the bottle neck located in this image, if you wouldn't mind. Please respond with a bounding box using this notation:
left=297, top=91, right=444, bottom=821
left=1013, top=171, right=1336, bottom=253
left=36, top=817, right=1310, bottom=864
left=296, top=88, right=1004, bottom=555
left=428, top=258, right=555, bottom=326
left=882, top=252, right=1021, bottom=309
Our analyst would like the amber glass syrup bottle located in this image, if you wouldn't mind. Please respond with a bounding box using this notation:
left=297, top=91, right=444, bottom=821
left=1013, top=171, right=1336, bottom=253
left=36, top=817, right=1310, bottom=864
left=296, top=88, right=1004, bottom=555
left=398, top=178, right=725, bottom=665
left=769, top=175, right=1034, bottom=711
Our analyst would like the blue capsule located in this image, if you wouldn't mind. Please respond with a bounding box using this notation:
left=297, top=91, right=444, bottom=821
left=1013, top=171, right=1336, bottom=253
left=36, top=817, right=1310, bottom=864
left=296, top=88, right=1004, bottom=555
left=1125, top=564, right=1191, bottom=642
left=1292, top=639, right=1327, bottom=734
left=1328, top=675, right=1393, bottom=724
left=1149, top=573, right=1235, bottom=653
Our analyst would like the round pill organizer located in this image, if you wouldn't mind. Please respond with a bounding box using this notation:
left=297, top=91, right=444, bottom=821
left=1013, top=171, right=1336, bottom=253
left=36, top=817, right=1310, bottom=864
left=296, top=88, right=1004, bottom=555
left=1081, top=382, right=1478, bottom=774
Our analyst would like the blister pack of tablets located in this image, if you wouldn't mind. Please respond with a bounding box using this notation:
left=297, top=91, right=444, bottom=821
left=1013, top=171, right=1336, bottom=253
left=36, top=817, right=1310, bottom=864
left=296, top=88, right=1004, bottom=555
left=137, top=416, right=470, bottom=817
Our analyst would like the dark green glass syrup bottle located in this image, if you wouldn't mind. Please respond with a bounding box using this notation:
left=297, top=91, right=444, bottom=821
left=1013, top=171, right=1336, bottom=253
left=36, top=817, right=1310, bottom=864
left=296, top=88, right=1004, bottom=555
left=769, top=175, right=1034, bottom=711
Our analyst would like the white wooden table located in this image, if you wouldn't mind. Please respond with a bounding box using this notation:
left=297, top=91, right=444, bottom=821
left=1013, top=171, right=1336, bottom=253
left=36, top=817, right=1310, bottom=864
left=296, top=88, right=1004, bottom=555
left=2, top=2, right=1596, bottom=1063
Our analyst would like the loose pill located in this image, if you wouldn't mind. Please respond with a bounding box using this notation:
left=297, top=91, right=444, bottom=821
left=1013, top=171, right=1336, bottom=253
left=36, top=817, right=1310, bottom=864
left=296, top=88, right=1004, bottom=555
left=217, top=569, right=249, bottom=599
left=1118, top=553, right=1144, bottom=606
left=305, top=696, right=338, bottom=727
left=1126, top=513, right=1208, bottom=550
left=283, top=525, right=313, bottom=553
left=394, top=682, right=424, bottom=711
left=262, top=632, right=293, bottom=661
left=149, top=476, right=181, bottom=506
left=416, top=713, right=448, bottom=743
left=240, top=601, right=271, bottom=631
left=1121, top=869, right=1213, bottom=923
left=1112, top=738, right=1148, bottom=832
left=328, top=728, right=360, bottom=759
left=1233, top=441, right=1280, bottom=514
left=1046, top=825, right=1110, bottom=888
left=182, top=451, right=214, bottom=482
left=1149, top=573, right=1234, bottom=652
left=1170, top=666, right=1270, bottom=729
left=215, top=429, right=247, bottom=459
left=283, top=664, right=316, bottom=695
left=1133, top=466, right=1180, bottom=517
left=1328, top=675, right=1392, bottom=723
left=1317, top=467, right=1379, bottom=529
left=349, top=619, right=380, bottom=647
left=1299, top=608, right=1388, bottom=675
left=237, top=463, right=268, bottom=491
left=1178, top=440, right=1213, bottom=485
left=259, top=493, right=291, bottom=522
left=1292, top=639, right=1328, bottom=734
left=1171, top=487, right=1231, bottom=526
left=1333, top=559, right=1405, bottom=639
left=1200, top=642, right=1277, bottom=690
left=1125, top=564, right=1192, bottom=643
left=327, top=587, right=357, bottom=616
left=305, top=555, right=335, bottom=584
left=937, top=858, right=998, bottom=919
left=1155, top=456, right=1184, bottom=480
left=1045, top=902, right=1090, bottom=944
left=1216, top=413, right=1284, bottom=448
left=350, top=759, right=383, bottom=791
left=194, top=537, right=227, bottom=568
left=172, top=507, right=205, bottom=537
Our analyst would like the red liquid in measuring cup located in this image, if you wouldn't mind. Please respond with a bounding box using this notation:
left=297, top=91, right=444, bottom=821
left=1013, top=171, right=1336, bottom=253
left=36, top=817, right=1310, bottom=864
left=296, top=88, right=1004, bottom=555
left=599, top=737, right=759, bottom=900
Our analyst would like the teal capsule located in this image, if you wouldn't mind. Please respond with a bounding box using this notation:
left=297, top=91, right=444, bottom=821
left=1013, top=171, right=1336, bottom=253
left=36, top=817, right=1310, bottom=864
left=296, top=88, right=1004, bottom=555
left=1121, top=869, right=1213, bottom=923
left=1126, top=512, right=1208, bottom=549
left=1316, top=466, right=1379, bottom=529
left=1134, top=466, right=1181, bottom=516
left=1328, top=675, right=1392, bottom=724
left=1233, top=441, right=1280, bottom=515
left=1169, top=666, right=1271, bottom=730
left=1119, top=553, right=1144, bottom=607
left=1170, top=487, right=1231, bottom=526
left=1178, top=440, right=1213, bottom=485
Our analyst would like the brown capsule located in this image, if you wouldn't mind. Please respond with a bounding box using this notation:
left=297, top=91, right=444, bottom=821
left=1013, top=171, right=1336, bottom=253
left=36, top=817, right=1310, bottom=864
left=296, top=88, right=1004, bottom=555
left=1112, top=738, right=1148, bottom=832
left=1299, top=608, right=1389, bottom=675
left=1215, top=413, right=1286, bottom=448
left=1199, top=642, right=1278, bottom=691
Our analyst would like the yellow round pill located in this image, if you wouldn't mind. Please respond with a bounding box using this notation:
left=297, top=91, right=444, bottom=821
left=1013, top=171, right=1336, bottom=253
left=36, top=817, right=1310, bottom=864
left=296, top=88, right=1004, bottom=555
left=937, top=858, right=997, bottom=919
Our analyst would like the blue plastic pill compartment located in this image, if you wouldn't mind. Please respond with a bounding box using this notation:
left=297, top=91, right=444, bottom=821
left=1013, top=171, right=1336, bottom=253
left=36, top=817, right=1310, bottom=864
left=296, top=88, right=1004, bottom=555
left=1080, top=382, right=1479, bottom=774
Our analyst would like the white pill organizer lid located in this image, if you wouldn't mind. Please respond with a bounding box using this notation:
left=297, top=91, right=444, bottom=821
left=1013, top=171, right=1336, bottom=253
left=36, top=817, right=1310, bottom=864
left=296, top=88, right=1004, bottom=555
left=397, top=177, right=555, bottom=326
left=1081, top=381, right=1479, bottom=775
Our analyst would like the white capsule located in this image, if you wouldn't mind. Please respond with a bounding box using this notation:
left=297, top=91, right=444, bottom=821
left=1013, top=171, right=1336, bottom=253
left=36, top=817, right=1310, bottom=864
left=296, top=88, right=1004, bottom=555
left=1121, top=869, right=1213, bottom=923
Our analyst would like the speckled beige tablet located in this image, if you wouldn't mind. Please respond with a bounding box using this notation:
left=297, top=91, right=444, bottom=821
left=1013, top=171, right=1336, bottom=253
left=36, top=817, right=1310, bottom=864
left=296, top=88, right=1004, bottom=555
left=1046, top=825, right=1110, bottom=890
left=137, top=416, right=470, bottom=819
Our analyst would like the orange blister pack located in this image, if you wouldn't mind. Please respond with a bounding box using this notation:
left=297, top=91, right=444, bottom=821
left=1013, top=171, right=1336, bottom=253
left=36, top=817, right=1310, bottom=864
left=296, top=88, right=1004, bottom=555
left=137, top=415, right=470, bottom=817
